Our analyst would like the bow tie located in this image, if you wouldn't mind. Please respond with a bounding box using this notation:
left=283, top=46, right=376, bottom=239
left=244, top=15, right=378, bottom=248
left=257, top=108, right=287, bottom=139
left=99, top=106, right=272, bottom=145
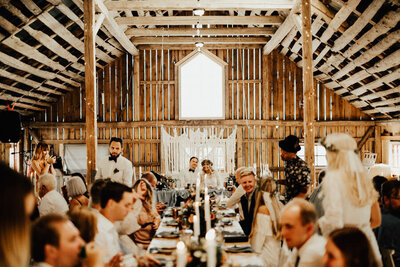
left=109, top=156, right=119, bottom=162
left=189, top=169, right=195, bottom=173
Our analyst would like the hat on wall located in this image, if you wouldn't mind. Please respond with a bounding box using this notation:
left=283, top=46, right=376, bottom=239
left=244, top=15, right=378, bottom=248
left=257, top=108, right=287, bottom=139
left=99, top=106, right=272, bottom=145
left=279, top=135, right=301, bottom=153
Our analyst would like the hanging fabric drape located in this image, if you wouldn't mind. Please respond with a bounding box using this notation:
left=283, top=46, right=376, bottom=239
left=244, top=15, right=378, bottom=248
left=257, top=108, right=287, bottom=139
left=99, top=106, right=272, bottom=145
left=161, top=126, right=237, bottom=175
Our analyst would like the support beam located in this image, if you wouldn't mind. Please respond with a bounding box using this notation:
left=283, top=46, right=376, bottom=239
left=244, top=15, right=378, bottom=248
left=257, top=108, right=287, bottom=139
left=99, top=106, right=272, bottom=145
left=357, top=126, right=375, bottom=151
left=375, top=126, right=382, bottom=163
left=84, top=0, right=97, bottom=184
left=131, top=36, right=268, bottom=44
left=94, top=13, right=105, bottom=35
left=116, top=16, right=283, bottom=26
left=302, top=0, right=315, bottom=186
left=126, top=27, right=275, bottom=37
left=105, top=0, right=295, bottom=11
left=95, top=0, right=139, bottom=55
left=133, top=55, right=140, bottom=121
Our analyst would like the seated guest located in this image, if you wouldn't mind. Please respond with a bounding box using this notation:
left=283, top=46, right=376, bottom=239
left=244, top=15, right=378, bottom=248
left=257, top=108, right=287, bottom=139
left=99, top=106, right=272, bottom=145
left=131, top=179, right=161, bottom=249
left=0, top=162, right=35, bottom=267
left=375, top=180, right=400, bottom=267
left=226, top=166, right=246, bottom=208
left=142, top=172, right=167, bottom=214
left=323, top=227, right=379, bottom=267
left=180, top=156, right=199, bottom=187
left=200, top=159, right=222, bottom=188
left=31, top=214, right=96, bottom=267
left=250, top=177, right=284, bottom=267
left=232, top=168, right=258, bottom=236
left=68, top=206, right=98, bottom=243
left=309, top=170, right=326, bottom=218
left=372, top=175, right=388, bottom=206
left=89, top=178, right=110, bottom=210
left=70, top=172, right=89, bottom=198
left=38, top=174, right=68, bottom=216
left=281, top=199, right=326, bottom=267
left=66, top=176, right=89, bottom=210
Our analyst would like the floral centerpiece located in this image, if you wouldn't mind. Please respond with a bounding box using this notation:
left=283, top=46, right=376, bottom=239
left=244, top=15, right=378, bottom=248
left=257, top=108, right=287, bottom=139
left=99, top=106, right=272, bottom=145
left=181, top=198, right=216, bottom=237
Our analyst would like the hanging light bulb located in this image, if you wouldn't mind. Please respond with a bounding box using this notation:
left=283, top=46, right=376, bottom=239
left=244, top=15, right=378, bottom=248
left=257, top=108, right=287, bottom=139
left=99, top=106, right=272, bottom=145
left=193, top=9, right=205, bottom=16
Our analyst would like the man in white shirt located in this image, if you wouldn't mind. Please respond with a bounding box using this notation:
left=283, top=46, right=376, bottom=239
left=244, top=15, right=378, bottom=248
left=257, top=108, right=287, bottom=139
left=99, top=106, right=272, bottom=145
left=281, top=199, right=326, bottom=267
left=31, top=214, right=85, bottom=267
left=96, top=137, right=133, bottom=187
left=226, top=166, right=246, bottom=209
left=180, top=156, right=199, bottom=187
left=38, top=173, right=68, bottom=216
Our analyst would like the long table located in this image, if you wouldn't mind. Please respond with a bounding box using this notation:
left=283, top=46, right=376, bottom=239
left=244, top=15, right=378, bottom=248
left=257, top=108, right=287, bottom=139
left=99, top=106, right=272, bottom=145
left=147, top=207, right=263, bottom=266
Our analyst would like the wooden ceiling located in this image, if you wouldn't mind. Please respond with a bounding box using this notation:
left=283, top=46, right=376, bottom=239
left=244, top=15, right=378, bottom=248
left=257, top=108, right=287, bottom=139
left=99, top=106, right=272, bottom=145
left=0, top=0, right=399, bottom=119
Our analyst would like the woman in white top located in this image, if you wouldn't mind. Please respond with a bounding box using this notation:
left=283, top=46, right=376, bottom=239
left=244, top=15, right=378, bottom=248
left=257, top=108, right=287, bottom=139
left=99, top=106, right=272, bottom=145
left=318, top=133, right=382, bottom=266
left=200, top=159, right=222, bottom=188
left=250, top=177, right=285, bottom=267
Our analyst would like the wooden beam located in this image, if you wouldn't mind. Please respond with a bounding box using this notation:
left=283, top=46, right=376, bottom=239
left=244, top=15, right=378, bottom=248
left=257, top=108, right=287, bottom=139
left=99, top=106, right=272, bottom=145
left=116, top=16, right=283, bottom=26
left=263, top=1, right=301, bottom=54
left=126, top=27, right=275, bottom=37
left=95, top=0, right=139, bottom=55
left=357, top=126, right=375, bottom=151
left=26, top=120, right=375, bottom=129
left=137, top=44, right=263, bottom=50
left=0, top=82, right=57, bottom=102
left=131, top=36, right=268, bottom=44
left=94, top=13, right=105, bottom=35
left=84, top=0, right=97, bottom=184
left=302, top=0, right=315, bottom=186
left=105, top=0, right=295, bottom=10
left=375, top=126, right=382, bottom=163
left=133, top=55, right=140, bottom=121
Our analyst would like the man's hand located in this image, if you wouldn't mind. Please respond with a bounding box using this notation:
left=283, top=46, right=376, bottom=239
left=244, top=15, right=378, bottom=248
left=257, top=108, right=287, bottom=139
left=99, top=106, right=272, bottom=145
left=138, top=254, right=161, bottom=267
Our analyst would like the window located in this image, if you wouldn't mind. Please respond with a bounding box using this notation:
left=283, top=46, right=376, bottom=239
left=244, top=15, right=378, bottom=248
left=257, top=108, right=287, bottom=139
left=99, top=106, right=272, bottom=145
left=389, top=142, right=400, bottom=175
left=178, top=49, right=226, bottom=120
left=298, top=144, right=327, bottom=167
left=64, top=144, right=109, bottom=174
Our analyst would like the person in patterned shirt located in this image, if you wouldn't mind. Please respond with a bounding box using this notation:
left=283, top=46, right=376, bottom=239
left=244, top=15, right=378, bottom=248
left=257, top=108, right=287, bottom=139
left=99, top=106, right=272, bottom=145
left=277, top=135, right=311, bottom=203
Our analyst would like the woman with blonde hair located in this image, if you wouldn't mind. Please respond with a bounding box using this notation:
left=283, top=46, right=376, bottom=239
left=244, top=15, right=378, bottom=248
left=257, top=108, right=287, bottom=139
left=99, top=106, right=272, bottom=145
left=318, top=133, right=382, bottom=265
left=131, top=178, right=161, bottom=249
left=0, top=162, right=35, bottom=267
left=200, top=159, right=222, bottom=188
left=66, top=176, right=89, bottom=210
left=249, top=177, right=284, bottom=267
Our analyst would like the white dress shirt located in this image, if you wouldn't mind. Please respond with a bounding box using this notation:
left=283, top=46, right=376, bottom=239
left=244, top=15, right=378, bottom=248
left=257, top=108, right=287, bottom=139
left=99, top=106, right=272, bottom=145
left=226, top=184, right=246, bottom=209
left=96, top=155, right=133, bottom=187
left=285, top=234, right=326, bottom=267
left=38, top=190, right=68, bottom=216
left=180, top=168, right=200, bottom=187
left=31, top=262, right=53, bottom=267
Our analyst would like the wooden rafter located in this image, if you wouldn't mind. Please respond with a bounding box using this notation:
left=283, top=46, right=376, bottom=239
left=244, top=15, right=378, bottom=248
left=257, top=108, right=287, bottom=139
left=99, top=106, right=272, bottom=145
left=131, top=36, right=269, bottom=44
left=116, top=16, right=283, bottom=26
left=105, top=0, right=295, bottom=11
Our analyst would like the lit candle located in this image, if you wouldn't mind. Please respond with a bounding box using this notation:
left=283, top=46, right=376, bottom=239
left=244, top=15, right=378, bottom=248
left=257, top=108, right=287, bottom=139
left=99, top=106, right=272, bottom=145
left=206, top=229, right=216, bottom=267
left=176, top=241, right=186, bottom=267
left=139, top=166, right=142, bottom=178
left=133, top=167, right=136, bottom=183
left=193, top=215, right=200, bottom=238
left=195, top=174, right=201, bottom=202
left=205, top=188, right=211, bottom=232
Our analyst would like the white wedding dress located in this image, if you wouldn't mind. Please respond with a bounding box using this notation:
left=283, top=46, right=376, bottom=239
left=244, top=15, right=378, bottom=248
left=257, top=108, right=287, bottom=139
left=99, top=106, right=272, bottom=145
left=250, top=213, right=282, bottom=267
left=319, top=170, right=382, bottom=265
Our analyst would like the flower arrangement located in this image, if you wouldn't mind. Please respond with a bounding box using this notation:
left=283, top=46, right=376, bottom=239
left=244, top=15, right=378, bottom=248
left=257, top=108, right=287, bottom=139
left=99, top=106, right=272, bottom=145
left=181, top=198, right=216, bottom=237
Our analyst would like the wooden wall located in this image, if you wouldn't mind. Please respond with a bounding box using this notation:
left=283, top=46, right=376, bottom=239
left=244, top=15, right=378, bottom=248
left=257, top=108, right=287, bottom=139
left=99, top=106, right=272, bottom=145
left=31, top=48, right=376, bottom=179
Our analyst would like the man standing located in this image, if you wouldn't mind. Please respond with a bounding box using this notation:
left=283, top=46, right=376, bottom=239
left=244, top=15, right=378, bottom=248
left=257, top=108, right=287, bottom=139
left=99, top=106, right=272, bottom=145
left=38, top=174, right=69, bottom=216
left=31, top=214, right=86, bottom=267
left=180, top=156, right=199, bottom=187
left=278, top=135, right=310, bottom=202
left=281, top=199, right=326, bottom=267
left=96, top=137, right=133, bottom=187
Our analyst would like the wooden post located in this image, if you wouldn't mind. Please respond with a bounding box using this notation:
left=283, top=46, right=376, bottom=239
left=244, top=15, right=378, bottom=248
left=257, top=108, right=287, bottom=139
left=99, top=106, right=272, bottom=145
left=134, top=55, right=140, bottom=121
left=84, top=0, right=97, bottom=184
left=302, top=0, right=315, bottom=187
left=375, top=126, right=382, bottom=163
left=262, top=54, right=270, bottom=120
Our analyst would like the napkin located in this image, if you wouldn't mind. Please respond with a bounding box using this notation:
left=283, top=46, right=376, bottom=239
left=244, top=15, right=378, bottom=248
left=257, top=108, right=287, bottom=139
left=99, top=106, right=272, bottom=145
left=225, top=245, right=254, bottom=253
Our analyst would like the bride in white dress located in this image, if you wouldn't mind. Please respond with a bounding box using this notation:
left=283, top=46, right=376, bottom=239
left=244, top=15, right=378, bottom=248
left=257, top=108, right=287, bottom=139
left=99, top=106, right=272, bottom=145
left=250, top=177, right=285, bottom=267
left=318, top=133, right=382, bottom=266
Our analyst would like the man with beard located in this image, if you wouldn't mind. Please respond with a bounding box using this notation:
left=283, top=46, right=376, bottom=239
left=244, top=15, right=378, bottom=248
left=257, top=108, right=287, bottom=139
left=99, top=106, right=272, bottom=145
left=375, top=179, right=400, bottom=266
left=96, top=137, right=133, bottom=187
left=277, top=135, right=310, bottom=203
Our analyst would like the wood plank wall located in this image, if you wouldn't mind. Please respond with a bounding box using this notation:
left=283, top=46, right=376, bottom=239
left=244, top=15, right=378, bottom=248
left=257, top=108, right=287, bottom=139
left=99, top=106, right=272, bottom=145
left=33, top=48, right=375, bottom=179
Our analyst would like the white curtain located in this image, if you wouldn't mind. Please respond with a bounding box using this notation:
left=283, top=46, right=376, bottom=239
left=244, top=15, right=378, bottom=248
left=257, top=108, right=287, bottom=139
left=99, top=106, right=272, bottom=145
left=161, top=127, right=236, bottom=175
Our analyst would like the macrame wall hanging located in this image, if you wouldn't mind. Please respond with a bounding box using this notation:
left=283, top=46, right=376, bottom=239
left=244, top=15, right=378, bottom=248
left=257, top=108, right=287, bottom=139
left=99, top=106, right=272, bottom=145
left=161, top=126, right=237, bottom=176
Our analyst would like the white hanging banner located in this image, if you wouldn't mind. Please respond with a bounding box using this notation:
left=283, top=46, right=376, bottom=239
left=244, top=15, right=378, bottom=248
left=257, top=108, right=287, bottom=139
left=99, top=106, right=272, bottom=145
left=161, top=126, right=237, bottom=175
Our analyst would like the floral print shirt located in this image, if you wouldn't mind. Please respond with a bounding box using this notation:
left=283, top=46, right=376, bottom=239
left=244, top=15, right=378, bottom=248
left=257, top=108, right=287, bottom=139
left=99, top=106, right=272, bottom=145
left=284, top=156, right=311, bottom=202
